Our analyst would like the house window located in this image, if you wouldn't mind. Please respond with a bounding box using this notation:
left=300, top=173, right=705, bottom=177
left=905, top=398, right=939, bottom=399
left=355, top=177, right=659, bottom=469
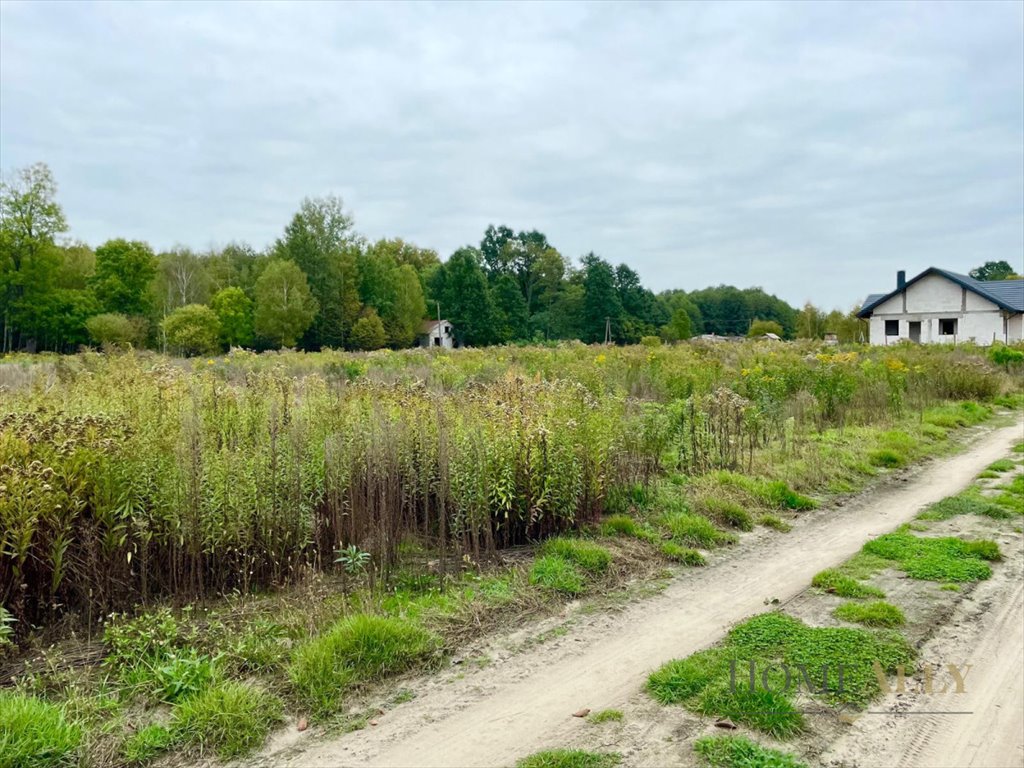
left=939, top=318, right=958, bottom=336
left=885, top=320, right=899, bottom=336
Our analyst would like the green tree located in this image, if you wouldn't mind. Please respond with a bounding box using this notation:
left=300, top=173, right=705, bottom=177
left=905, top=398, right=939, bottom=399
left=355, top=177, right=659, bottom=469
left=273, top=196, right=360, bottom=348
left=428, top=247, right=495, bottom=346
left=85, top=313, right=142, bottom=347
left=162, top=304, right=221, bottom=356
left=492, top=273, right=529, bottom=342
left=581, top=254, right=622, bottom=343
left=0, top=162, right=68, bottom=351
left=211, top=287, right=254, bottom=348
left=969, top=260, right=1016, bottom=281
left=92, top=239, right=157, bottom=317
left=796, top=302, right=828, bottom=339
left=349, top=308, right=388, bottom=350
left=662, top=307, right=693, bottom=341
left=253, top=260, right=318, bottom=348
left=152, top=248, right=210, bottom=321
left=387, top=264, right=427, bottom=347
left=747, top=319, right=784, bottom=337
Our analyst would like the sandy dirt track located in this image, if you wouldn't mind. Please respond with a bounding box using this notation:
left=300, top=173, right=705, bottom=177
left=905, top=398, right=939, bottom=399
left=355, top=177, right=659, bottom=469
left=261, top=419, right=1024, bottom=768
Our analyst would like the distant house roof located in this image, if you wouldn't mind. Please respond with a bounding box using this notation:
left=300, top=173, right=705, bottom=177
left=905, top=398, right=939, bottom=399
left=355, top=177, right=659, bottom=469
left=857, top=268, right=1024, bottom=318
left=419, top=319, right=452, bottom=334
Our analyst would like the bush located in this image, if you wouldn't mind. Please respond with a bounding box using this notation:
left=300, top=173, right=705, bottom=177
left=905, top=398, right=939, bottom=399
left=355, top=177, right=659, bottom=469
left=85, top=312, right=143, bottom=347
left=834, top=601, right=906, bottom=628
left=0, top=691, right=82, bottom=768
left=171, top=681, right=282, bottom=758
left=529, top=555, right=586, bottom=596
left=161, top=304, right=221, bottom=356
left=540, top=538, right=612, bottom=574
left=290, top=614, right=440, bottom=717
left=350, top=309, right=388, bottom=351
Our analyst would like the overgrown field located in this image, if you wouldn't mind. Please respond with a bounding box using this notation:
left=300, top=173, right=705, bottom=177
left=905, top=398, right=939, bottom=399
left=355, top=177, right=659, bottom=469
left=1, top=340, right=1019, bottom=634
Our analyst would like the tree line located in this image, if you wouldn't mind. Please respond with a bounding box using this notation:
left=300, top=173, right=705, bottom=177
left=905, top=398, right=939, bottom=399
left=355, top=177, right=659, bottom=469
left=3, top=163, right=872, bottom=355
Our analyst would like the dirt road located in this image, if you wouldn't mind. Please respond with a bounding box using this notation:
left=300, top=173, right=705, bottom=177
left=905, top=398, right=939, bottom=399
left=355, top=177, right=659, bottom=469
left=265, top=419, right=1024, bottom=768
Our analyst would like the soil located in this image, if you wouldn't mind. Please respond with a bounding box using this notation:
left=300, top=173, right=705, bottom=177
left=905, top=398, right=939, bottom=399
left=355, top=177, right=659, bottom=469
left=246, top=418, right=1024, bottom=768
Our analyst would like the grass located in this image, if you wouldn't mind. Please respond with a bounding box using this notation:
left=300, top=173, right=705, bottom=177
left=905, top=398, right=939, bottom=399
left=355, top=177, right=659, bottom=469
left=868, top=448, right=906, bottom=468
left=698, top=497, right=755, bottom=531
left=599, top=514, right=640, bottom=538
left=834, top=601, right=906, bottom=628
left=540, top=538, right=612, bottom=574
left=693, top=734, right=807, bottom=768
left=587, top=708, right=624, bottom=724
left=811, top=569, right=885, bottom=598
left=515, top=749, right=622, bottom=768
left=917, top=492, right=1012, bottom=521
left=863, top=529, right=999, bottom=583
left=758, top=514, right=792, bottom=532
left=0, top=691, right=82, bottom=768
left=529, top=555, right=586, bottom=596
left=986, top=459, right=1015, bottom=473
left=171, top=681, right=282, bottom=759
left=289, top=614, right=441, bottom=717
left=662, top=512, right=737, bottom=549
left=647, top=613, right=913, bottom=737
left=121, top=724, right=175, bottom=765
left=705, top=472, right=816, bottom=511
left=660, top=542, right=707, bottom=566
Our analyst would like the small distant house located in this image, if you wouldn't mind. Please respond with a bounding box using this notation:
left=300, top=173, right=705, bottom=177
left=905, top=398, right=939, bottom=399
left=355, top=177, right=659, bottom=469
left=419, top=319, right=455, bottom=349
left=858, top=268, right=1024, bottom=346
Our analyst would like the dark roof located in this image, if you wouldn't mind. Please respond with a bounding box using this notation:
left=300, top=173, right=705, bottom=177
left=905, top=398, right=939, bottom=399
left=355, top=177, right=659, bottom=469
left=857, top=268, right=1024, bottom=318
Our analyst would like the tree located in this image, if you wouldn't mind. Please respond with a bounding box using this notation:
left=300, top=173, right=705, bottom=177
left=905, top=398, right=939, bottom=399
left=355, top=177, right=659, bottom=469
left=387, top=265, right=427, bottom=347
left=581, top=254, right=622, bottom=343
left=92, top=239, right=157, bottom=316
left=153, top=248, right=210, bottom=319
left=662, top=307, right=693, bottom=341
left=253, top=260, right=318, bottom=348
left=273, top=196, right=360, bottom=348
left=349, top=309, right=387, bottom=350
left=969, top=260, right=1017, bottom=281
left=162, top=304, right=221, bottom=356
left=0, top=162, right=68, bottom=351
left=428, top=247, right=495, bottom=346
left=85, top=313, right=142, bottom=347
left=747, top=319, right=784, bottom=337
left=795, top=302, right=828, bottom=339
left=492, top=273, right=529, bottom=342
left=211, top=287, right=254, bottom=348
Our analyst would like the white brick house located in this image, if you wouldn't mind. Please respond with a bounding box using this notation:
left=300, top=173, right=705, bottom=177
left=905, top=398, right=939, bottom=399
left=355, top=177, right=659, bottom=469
left=857, top=268, right=1023, bottom=346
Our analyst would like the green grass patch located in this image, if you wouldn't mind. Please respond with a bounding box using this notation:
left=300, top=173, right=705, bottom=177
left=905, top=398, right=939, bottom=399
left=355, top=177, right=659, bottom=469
left=1013, top=442, right=1024, bottom=453
left=587, top=708, right=624, bottom=724
left=940, top=583, right=960, bottom=592
left=706, top=472, right=816, bottom=510
left=122, top=724, right=175, bottom=765
left=836, top=552, right=891, bottom=581
left=868, top=448, right=906, bottom=468
left=515, top=749, right=622, bottom=768
left=987, top=459, right=1015, bottom=473
left=647, top=613, right=913, bottom=737
left=811, top=569, right=885, bottom=598
left=0, top=691, right=82, bottom=768
left=662, top=512, right=737, bottom=548
left=917, top=492, right=1010, bottom=521
left=693, top=734, right=807, bottom=768
left=698, top=498, right=754, bottom=531
left=529, top=555, right=586, bottom=596
left=171, top=681, right=282, bottom=759
left=599, top=514, right=639, bottom=538
left=660, top=542, right=707, bottom=566
left=289, top=614, right=440, bottom=717
left=758, top=514, right=792, bottom=533
left=540, top=538, right=612, bottom=574
left=863, top=529, right=999, bottom=583
left=834, top=601, right=905, bottom=628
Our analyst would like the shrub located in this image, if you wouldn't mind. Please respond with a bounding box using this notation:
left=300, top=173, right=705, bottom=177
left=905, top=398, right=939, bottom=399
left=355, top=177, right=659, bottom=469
left=171, top=681, right=282, bottom=758
left=811, top=569, right=885, bottom=598
left=515, top=750, right=622, bottom=768
left=85, top=312, right=143, bottom=347
left=0, top=691, right=82, bottom=768
left=834, top=601, right=906, bottom=628
left=694, top=735, right=806, bottom=768
left=529, top=556, right=586, bottom=596
left=290, top=615, right=440, bottom=717
left=540, top=538, right=612, bottom=574
left=660, top=542, right=707, bottom=566
left=161, top=304, right=221, bottom=356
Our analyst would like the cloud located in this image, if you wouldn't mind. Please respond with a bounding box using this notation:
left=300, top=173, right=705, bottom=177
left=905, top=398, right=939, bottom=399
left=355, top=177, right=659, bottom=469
left=2, top=0, right=1021, bottom=309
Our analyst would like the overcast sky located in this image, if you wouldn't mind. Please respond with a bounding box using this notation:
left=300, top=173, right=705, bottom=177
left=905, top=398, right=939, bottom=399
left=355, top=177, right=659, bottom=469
left=2, top=1, right=1021, bottom=309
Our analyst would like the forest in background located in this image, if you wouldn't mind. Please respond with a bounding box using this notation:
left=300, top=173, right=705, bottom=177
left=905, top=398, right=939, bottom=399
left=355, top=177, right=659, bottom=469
left=3, top=162, right=1012, bottom=356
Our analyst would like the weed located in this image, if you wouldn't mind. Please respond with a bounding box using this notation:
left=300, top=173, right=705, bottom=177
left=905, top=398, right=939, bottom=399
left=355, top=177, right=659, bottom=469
left=834, top=601, right=905, bottom=628
left=290, top=614, right=440, bottom=717
left=122, top=724, right=175, bottom=766
left=811, top=569, right=885, bottom=598
left=0, top=691, right=82, bottom=768
left=662, top=512, right=737, bottom=548
left=940, top=583, right=960, bottom=592
left=515, top=750, right=622, bottom=768
left=660, top=542, right=707, bottom=566
left=693, top=735, right=806, bottom=768
left=863, top=530, right=999, bottom=582
left=758, top=514, right=792, bottom=533
left=587, top=709, right=624, bottom=724
left=540, top=538, right=612, bottom=574
left=529, top=556, right=586, bottom=596
left=171, top=681, right=282, bottom=759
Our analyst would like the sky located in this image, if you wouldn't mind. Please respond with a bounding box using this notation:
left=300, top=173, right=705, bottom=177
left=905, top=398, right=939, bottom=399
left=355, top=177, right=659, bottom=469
left=1, top=1, right=1022, bottom=310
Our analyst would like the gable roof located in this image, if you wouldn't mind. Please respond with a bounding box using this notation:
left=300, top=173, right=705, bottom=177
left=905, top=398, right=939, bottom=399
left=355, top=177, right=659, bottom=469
left=419, top=319, right=452, bottom=334
left=857, top=268, right=1024, bottom=318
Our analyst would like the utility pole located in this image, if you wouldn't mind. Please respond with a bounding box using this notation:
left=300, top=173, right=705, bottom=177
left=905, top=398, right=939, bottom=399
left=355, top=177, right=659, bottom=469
left=604, top=316, right=612, bottom=345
